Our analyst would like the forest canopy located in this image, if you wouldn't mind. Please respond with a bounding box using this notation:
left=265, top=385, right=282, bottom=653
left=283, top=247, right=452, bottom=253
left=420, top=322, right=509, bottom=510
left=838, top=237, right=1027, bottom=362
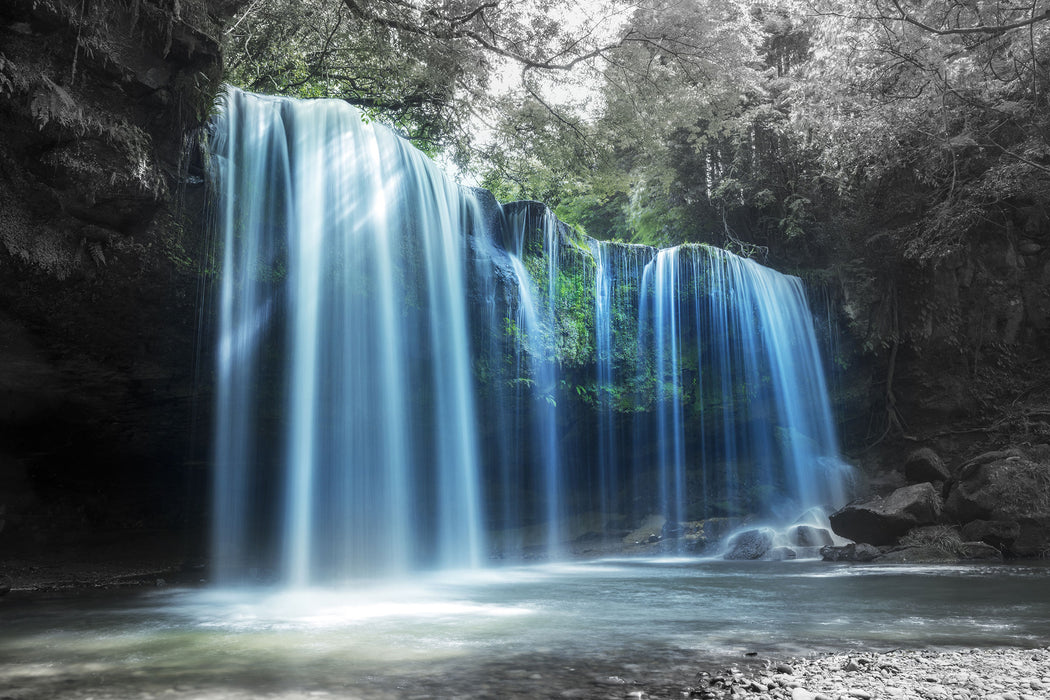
left=222, top=0, right=1050, bottom=263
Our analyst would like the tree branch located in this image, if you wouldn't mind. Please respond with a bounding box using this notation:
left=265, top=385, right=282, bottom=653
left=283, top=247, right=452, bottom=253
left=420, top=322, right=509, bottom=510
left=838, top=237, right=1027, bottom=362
left=889, top=0, right=1050, bottom=36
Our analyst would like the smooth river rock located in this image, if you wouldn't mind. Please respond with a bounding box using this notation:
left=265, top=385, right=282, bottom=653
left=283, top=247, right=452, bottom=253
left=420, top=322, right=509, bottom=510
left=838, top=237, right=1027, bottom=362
left=829, top=482, right=942, bottom=545
left=723, top=527, right=776, bottom=560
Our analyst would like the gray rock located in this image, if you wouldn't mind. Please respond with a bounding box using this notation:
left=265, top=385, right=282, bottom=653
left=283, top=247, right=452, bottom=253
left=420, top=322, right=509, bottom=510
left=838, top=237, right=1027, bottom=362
left=944, top=447, right=1050, bottom=556
left=958, top=541, right=1004, bottom=560
left=723, top=527, right=775, bottom=560
left=791, top=524, right=834, bottom=547
left=767, top=546, right=797, bottom=560
left=874, top=545, right=960, bottom=563
left=820, top=542, right=881, bottom=562
left=960, top=519, right=1021, bottom=550
left=830, top=483, right=942, bottom=545
left=904, top=447, right=950, bottom=484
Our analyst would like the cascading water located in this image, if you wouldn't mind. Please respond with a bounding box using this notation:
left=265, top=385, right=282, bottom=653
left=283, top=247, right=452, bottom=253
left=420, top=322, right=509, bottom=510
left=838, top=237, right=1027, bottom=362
left=207, top=88, right=850, bottom=582
left=590, top=241, right=655, bottom=531
left=501, top=206, right=565, bottom=555
left=208, top=87, right=485, bottom=583
left=638, top=247, right=850, bottom=539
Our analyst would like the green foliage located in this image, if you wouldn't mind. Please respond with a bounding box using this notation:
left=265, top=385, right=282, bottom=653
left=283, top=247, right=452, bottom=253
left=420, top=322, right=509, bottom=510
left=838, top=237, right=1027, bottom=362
left=222, top=0, right=472, bottom=149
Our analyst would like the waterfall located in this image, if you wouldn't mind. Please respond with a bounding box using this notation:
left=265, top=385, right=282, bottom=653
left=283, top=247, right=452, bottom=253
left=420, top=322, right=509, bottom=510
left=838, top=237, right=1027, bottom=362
left=207, top=89, right=850, bottom=582
left=638, top=246, right=850, bottom=533
left=208, top=88, right=484, bottom=583
left=501, top=206, right=565, bottom=554
left=591, top=241, right=655, bottom=533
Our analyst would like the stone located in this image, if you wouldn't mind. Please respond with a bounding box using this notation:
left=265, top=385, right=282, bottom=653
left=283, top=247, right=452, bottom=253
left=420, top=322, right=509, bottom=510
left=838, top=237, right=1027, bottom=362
left=958, top=541, right=1004, bottom=560
left=790, top=524, right=834, bottom=547
left=874, top=545, right=959, bottom=563
left=723, top=528, right=776, bottom=560
left=829, top=483, right=942, bottom=545
left=820, top=542, right=881, bottom=562
left=944, top=447, right=1050, bottom=556
left=776, top=664, right=794, bottom=675
left=767, top=546, right=798, bottom=560
left=791, top=689, right=817, bottom=700
left=904, top=447, right=950, bottom=484
left=960, top=519, right=1021, bottom=550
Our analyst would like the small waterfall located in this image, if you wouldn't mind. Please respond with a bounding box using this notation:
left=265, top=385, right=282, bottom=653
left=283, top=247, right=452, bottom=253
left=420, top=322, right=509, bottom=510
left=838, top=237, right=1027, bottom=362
left=502, top=205, right=565, bottom=555
left=591, top=241, right=655, bottom=532
left=638, top=246, right=850, bottom=532
left=206, top=89, right=850, bottom=581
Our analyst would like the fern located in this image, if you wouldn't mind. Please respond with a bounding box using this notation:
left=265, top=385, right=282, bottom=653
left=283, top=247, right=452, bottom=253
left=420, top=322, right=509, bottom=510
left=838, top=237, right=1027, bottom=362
left=30, top=77, right=83, bottom=130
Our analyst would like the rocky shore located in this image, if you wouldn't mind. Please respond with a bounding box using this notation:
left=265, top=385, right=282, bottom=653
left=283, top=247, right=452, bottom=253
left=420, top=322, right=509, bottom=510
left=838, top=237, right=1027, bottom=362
left=694, top=647, right=1050, bottom=700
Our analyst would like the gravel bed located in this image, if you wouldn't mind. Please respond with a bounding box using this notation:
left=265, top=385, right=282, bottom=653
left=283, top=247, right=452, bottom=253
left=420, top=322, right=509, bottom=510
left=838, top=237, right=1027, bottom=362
left=693, top=647, right=1050, bottom=700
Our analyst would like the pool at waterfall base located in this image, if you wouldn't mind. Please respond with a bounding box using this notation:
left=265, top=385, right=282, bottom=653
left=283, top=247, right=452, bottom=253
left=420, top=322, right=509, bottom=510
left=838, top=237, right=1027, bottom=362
left=2, top=558, right=1049, bottom=699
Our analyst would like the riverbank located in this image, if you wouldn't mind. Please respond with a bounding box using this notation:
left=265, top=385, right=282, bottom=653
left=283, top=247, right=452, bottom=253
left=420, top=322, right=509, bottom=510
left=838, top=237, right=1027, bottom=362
left=0, top=529, right=202, bottom=595
left=698, top=647, right=1050, bottom=700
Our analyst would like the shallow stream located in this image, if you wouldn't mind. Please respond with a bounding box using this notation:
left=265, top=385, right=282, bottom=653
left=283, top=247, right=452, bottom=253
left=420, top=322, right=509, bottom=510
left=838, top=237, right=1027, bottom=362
left=2, top=558, right=1049, bottom=698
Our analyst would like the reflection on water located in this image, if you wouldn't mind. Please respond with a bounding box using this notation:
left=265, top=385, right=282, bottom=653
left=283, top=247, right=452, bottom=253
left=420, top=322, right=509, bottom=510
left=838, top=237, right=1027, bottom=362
left=2, top=559, right=1049, bottom=699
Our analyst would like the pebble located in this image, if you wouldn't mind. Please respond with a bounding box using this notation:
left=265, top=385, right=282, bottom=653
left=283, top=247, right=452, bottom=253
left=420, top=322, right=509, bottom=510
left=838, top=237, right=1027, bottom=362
left=689, top=647, right=1050, bottom=700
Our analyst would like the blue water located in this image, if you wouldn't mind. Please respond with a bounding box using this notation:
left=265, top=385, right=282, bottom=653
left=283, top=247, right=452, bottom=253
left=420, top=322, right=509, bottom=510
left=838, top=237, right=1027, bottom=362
left=2, top=561, right=1049, bottom=699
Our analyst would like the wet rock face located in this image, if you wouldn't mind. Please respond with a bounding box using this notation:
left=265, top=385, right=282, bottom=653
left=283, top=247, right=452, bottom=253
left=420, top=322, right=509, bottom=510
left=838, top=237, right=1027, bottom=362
left=0, top=0, right=241, bottom=543
left=903, top=447, right=950, bottom=485
left=789, top=524, right=834, bottom=547
left=723, top=527, right=776, bottom=560
left=819, top=542, right=881, bottom=562
left=828, top=482, right=942, bottom=546
left=960, top=519, right=1021, bottom=551
left=944, top=446, right=1050, bottom=556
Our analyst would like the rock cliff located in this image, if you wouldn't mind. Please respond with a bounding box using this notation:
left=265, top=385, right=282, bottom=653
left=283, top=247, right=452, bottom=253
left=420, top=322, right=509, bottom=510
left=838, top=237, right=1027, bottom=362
left=0, top=0, right=240, bottom=552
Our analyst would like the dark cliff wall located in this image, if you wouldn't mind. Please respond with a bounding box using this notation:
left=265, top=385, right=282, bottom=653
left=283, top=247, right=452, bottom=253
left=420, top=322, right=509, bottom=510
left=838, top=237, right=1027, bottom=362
left=0, top=0, right=240, bottom=552
left=832, top=215, right=1050, bottom=479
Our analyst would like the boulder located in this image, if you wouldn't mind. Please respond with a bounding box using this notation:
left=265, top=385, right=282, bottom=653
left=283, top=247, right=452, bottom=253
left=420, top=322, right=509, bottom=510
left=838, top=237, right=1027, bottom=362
left=944, top=447, right=1050, bottom=556
left=869, top=541, right=1002, bottom=564
left=790, top=524, right=834, bottom=547
left=876, top=545, right=960, bottom=564
left=723, top=527, right=775, bottom=560
left=960, top=519, right=1020, bottom=551
left=767, top=546, right=798, bottom=561
left=829, top=483, right=942, bottom=546
left=904, top=447, right=950, bottom=484
left=958, top=542, right=1004, bottom=561
left=820, top=543, right=882, bottom=562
